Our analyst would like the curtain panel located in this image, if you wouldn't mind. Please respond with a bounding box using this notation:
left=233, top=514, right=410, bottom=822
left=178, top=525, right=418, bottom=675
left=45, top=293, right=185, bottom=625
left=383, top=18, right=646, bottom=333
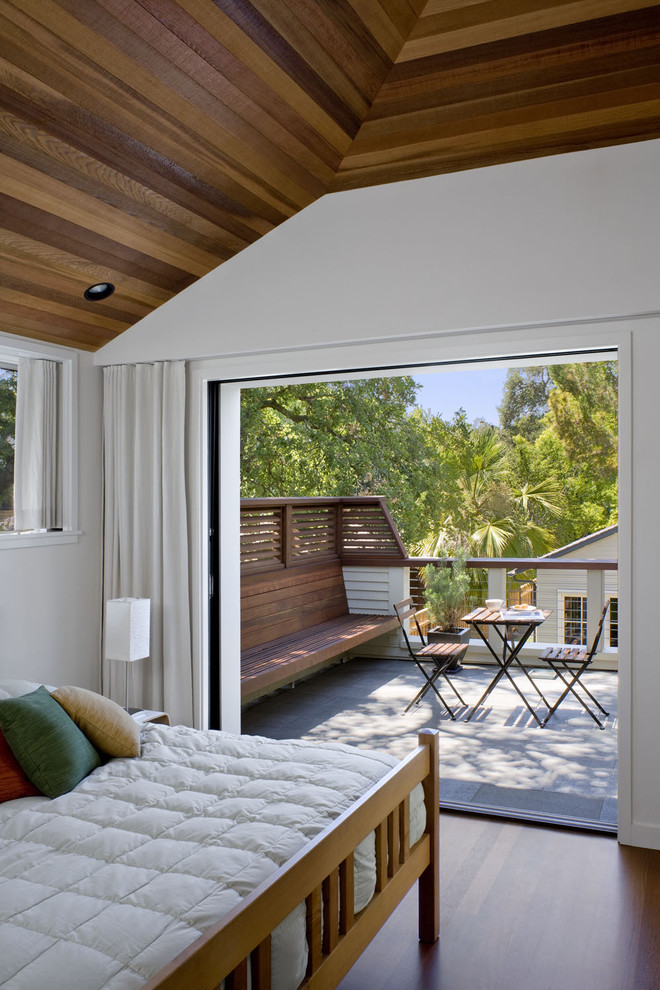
left=102, top=361, right=193, bottom=727
left=14, top=357, right=61, bottom=531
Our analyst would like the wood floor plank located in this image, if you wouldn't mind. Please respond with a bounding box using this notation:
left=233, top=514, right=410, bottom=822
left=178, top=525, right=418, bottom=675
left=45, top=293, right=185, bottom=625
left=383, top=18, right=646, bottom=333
left=337, top=812, right=660, bottom=990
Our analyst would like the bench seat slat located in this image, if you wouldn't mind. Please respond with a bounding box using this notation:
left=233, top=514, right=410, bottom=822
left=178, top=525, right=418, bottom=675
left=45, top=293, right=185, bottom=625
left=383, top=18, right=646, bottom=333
left=241, top=613, right=398, bottom=699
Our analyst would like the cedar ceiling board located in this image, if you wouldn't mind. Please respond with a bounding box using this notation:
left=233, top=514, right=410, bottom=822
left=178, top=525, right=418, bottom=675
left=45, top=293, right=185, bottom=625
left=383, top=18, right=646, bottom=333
left=331, top=116, right=660, bottom=190
left=0, top=300, right=118, bottom=348
left=368, top=9, right=660, bottom=115
left=345, top=69, right=660, bottom=152
left=0, top=76, right=271, bottom=243
left=244, top=0, right=381, bottom=113
left=0, top=285, right=130, bottom=335
left=0, top=194, right=195, bottom=292
left=0, top=115, right=248, bottom=262
left=0, top=11, right=299, bottom=223
left=53, top=0, right=335, bottom=196
left=0, top=157, right=222, bottom=278
left=0, top=256, right=148, bottom=323
left=139, top=0, right=349, bottom=166
left=10, top=5, right=316, bottom=216
left=0, top=232, right=172, bottom=311
left=201, top=0, right=367, bottom=135
left=3, top=0, right=660, bottom=351
left=345, top=84, right=660, bottom=160
left=397, top=0, right=660, bottom=60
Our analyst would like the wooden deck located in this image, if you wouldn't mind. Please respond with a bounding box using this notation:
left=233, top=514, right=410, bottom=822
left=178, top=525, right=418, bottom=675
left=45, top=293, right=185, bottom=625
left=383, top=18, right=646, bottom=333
left=240, top=497, right=409, bottom=702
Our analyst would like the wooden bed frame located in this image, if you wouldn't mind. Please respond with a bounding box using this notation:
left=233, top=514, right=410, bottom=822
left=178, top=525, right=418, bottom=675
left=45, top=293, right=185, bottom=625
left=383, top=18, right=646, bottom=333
left=143, top=730, right=439, bottom=990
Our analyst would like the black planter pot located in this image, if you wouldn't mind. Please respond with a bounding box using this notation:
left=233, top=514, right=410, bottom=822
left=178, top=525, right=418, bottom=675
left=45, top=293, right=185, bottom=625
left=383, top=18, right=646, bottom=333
left=426, top=626, right=470, bottom=671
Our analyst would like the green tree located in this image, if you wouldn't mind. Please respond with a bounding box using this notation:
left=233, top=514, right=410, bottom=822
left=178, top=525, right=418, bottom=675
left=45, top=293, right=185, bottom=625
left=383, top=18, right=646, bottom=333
left=240, top=378, right=437, bottom=546
left=499, top=367, right=552, bottom=441
left=240, top=361, right=618, bottom=562
left=503, top=361, right=618, bottom=546
left=414, top=414, right=562, bottom=558
left=0, top=369, right=17, bottom=519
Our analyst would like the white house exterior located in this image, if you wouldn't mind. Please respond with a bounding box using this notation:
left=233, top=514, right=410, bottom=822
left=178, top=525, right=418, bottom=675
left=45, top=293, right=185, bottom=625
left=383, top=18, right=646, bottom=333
left=533, top=526, right=618, bottom=650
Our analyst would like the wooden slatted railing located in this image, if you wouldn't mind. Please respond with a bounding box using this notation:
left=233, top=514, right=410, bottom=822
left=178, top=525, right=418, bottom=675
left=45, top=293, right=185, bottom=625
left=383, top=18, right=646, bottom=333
left=240, top=507, right=283, bottom=572
left=340, top=501, right=407, bottom=561
left=241, top=497, right=407, bottom=573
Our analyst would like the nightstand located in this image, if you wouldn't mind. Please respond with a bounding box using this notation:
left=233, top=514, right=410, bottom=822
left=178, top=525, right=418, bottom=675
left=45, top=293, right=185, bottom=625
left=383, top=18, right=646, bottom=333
left=128, top=708, right=170, bottom=726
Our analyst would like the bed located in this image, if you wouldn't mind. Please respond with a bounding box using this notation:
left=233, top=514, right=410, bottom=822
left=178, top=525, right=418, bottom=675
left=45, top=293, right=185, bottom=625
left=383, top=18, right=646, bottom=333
left=0, top=683, right=439, bottom=990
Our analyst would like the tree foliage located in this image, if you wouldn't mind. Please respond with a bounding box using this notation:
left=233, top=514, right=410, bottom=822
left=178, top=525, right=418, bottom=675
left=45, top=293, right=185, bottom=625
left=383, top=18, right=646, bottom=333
left=241, top=378, right=435, bottom=545
left=240, top=361, right=618, bottom=558
left=0, top=369, right=17, bottom=518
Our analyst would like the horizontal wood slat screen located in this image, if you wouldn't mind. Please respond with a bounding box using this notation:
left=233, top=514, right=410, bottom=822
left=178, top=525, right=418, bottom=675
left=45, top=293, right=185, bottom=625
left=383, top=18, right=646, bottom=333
left=240, top=497, right=407, bottom=572
left=341, top=503, right=407, bottom=559
left=290, top=505, right=337, bottom=562
left=240, top=507, right=283, bottom=573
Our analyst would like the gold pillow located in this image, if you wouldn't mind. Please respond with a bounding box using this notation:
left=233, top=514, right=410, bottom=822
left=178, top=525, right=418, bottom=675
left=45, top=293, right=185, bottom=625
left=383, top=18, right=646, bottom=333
left=51, top=686, right=140, bottom=758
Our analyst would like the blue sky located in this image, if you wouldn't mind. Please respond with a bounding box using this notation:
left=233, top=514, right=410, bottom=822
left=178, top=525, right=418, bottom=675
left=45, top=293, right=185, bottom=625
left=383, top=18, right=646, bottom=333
left=413, top=367, right=509, bottom=425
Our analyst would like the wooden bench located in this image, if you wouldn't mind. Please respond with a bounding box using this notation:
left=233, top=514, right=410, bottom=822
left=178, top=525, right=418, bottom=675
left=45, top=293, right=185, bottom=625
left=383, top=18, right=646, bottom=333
left=241, top=559, right=399, bottom=702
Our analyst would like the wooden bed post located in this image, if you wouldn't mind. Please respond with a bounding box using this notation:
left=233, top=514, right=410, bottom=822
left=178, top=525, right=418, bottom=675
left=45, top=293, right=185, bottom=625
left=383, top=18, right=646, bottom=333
left=418, top=728, right=439, bottom=943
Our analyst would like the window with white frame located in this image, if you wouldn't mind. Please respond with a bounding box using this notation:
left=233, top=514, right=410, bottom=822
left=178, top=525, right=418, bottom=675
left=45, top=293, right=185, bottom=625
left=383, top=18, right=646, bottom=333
left=609, top=596, right=618, bottom=648
left=563, top=594, right=587, bottom=645
left=0, top=338, right=77, bottom=546
left=561, top=593, right=618, bottom=649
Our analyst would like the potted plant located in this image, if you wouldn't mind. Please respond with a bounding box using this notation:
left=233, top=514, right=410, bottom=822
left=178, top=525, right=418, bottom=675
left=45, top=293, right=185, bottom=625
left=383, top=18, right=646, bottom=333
left=422, top=547, right=471, bottom=668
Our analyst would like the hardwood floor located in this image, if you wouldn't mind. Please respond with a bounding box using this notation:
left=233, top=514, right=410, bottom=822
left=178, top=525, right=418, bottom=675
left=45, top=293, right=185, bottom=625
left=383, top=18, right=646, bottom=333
left=337, top=812, right=660, bottom=990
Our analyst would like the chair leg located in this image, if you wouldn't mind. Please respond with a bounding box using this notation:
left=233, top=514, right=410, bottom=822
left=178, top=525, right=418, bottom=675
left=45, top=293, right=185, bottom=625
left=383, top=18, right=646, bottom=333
left=441, top=671, right=467, bottom=707
left=403, top=661, right=458, bottom=718
left=542, top=662, right=608, bottom=728
left=404, top=663, right=443, bottom=714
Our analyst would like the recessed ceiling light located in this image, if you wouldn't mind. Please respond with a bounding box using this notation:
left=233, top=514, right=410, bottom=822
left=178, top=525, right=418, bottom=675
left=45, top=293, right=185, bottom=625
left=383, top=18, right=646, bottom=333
left=84, top=282, right=115, bottom=301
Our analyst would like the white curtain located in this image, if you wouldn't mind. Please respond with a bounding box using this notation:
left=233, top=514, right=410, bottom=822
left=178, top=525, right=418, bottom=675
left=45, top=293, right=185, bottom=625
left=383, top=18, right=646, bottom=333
left=102, top=362, right=193, bottom=727
left=14, top=357, right=61, bottom=531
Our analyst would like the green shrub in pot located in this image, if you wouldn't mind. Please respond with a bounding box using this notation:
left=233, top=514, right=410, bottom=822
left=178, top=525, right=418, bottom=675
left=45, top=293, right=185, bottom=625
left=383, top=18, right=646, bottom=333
left=423, top=546, right=471, bottom=634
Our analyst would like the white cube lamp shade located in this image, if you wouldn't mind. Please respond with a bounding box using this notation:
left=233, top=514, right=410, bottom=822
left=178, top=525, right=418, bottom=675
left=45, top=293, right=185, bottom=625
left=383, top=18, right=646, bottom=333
left=105, top=598, right=150, bottom=661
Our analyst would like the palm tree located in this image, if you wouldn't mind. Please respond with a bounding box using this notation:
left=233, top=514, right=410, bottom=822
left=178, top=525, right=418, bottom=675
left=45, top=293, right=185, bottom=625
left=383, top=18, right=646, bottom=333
left=414, top=426, right=563, bottom=559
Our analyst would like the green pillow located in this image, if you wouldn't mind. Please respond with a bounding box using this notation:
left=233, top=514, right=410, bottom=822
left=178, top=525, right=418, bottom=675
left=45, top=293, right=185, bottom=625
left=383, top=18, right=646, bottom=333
left=0, top=686, right=101, bottom=797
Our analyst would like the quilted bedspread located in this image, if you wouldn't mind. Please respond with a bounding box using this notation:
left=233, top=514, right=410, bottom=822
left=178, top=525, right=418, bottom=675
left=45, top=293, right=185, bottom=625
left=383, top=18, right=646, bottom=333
left=0, top=724, right=425, bottom=990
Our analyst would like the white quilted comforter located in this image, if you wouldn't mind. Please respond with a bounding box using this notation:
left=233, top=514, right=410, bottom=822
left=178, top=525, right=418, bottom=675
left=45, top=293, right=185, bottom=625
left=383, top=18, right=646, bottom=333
left=0, top=724, right=425, bottom=990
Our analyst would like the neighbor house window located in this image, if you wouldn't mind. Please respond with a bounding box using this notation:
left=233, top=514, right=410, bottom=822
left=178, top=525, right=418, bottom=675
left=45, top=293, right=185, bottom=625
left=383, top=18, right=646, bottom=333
left=609, top=596, right=618, bottom=648
left=0, top=365, right=17, bottom=531
left=563, top=594, right=587, bottom=645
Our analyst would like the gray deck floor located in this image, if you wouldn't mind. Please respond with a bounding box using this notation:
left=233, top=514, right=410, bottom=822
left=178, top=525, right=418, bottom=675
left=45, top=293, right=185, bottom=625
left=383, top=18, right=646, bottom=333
left=241, top=658, right=618, bottom=827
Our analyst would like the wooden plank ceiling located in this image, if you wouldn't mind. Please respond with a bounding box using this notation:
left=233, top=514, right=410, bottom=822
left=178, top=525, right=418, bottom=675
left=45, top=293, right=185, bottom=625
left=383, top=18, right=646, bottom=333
left=1, top=0, right=659, bottom=351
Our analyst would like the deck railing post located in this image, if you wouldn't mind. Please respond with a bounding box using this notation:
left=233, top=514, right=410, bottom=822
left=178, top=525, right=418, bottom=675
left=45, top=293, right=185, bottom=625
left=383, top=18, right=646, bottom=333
left=586, top=568, right=605, bottom=649
left=282, top=504, right=292, bottom=568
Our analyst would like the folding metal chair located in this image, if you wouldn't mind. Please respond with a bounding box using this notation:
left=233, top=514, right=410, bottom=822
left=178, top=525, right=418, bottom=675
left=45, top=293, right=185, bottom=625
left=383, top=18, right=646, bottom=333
left=393, top=599, right=468, bottom=717
left=538, top=601, right=611, bottom=728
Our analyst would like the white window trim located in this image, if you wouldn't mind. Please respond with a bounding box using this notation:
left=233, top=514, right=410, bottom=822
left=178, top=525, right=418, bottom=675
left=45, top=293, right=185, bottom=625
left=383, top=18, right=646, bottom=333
left=0, top=334, right=78, bottom=550
left=557, top=588, right=588, bottom=645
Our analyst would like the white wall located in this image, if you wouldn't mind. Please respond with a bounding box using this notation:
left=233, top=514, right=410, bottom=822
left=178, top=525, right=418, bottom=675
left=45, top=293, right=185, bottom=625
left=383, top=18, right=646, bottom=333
left=97, top=141, right=660, bottom=366
left=0, top=351, right=103, bottom=690
left=95, top=140, right=660, bottom=849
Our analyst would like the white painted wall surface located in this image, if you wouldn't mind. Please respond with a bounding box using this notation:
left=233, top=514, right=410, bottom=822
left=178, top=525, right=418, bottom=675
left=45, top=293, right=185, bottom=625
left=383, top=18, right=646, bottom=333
left=97, top=141, right=660, bottom=367
left=95, top=140, right=660, bottom=848
left=0, top=352, right=102, bottom=691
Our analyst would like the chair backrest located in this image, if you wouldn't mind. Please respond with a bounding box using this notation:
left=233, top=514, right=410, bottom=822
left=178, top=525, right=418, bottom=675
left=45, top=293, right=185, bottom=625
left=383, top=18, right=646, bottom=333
left=586, top=600, right=611, bottom=661
left=393, top=598, right=426, bottom=657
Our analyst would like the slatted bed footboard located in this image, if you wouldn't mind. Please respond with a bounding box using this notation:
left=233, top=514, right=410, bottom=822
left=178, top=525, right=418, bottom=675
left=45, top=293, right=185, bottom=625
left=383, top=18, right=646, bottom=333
left=142, top=730, right=439, bottom=990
